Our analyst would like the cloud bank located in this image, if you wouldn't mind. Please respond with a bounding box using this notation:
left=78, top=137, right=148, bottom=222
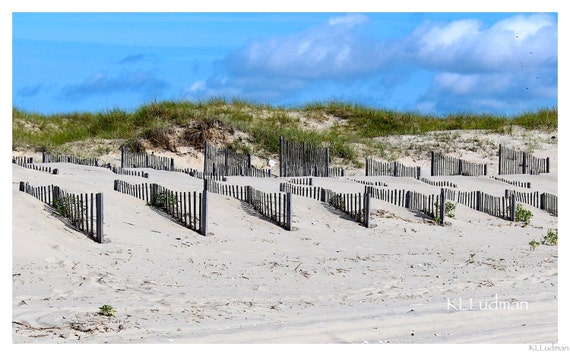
left=186, top=13, right=557, bottom=114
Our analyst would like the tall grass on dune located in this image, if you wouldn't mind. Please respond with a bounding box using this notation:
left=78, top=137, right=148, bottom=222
left=12, top=99, right=557, bottom=164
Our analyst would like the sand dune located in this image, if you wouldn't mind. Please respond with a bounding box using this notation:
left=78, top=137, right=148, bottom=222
left=10, top=133, right=561, bottom=348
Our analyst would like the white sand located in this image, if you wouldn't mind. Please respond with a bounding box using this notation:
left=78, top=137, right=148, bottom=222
left=8, top=131, right=565, bottom=352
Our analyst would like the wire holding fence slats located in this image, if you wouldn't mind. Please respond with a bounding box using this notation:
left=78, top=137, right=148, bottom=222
left=113, top=180, right=207, bottom=235
left=19, top=182, right=104, bottom=243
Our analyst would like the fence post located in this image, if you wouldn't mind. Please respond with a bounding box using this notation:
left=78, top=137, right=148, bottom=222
left=522, top=152, right=527, bottom=174
left=416, top=166, right=421, bottom=180
left=439, top=188, right=445, bottom=225
left=458, top=159, right=463, bottom=176
left=510, top=194, right=516, bottom=221
left=200, top=190, right=208, bottom=235
left=430, top=151, right=435, bottom=176
left=405, top=191, right=411, bottom=209
left=286, top=192, right=292, bottom=231
left=320, top=187, right=327, bottom=203
left=95, top=193, right=103, bottom=243
left=247, top=186, right=252, bottom=204
left=325, top=148, right=330, bottom=178
left=19, top=181, right=25, bottom=192
left=546, top=157, right=550, bottom=173
left=484, top=164, right=487, bottom=176
left=476, top=191, right=481, bottom=211
left=121, top=146, right=125, bottom=168
left=498, top=144, right=502, bottom=175
left=365, top=158, right=369, bottom=176
left=364, top=193, right=371, bottom=228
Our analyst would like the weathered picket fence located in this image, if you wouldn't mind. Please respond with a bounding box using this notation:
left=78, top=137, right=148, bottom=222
left=19, top=182, right=104, bottom=243
left=13, top=157, right=58, bottom=174
left=279, top=136, right=330, bottom=177
left=113, top=180, right=207, bottom=235
left=489, top=176, right=532, bottom=188
left=455, top=190, right=516, bottom=221
left=505, top=190, right=558, bottom=216
left=365, top=158, right=421, bottom=179
left=344, top=178, right=388, bottom=187
left=120, top=146, right=175, bottom=170
left=279, top=182, right=371, bottom=227
left=431, top=152, right=488, bottom=176
left=364, top=186, right=445, bottom=224
left=540, top=192, right=558, bottom=217
left=106, top=165, right=149, bottom=178
left=419, top=177, right=457, bottom=188
left=203, top=141, right=271, bottom=178
left=498, top=144, right=549, bottom=175
left=205, top=179, right=292, bottom=230
left=43, top=152, right=100, bottom=167
left=328, top=167, right=345, bottom=177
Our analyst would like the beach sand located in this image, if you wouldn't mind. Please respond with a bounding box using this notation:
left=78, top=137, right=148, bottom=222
left=10, top=130, right=563, bottom=350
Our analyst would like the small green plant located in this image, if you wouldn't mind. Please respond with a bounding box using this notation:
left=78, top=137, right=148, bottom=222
left=529, top=240, right=540, bottom=250
left=467, top=253, right=476, bottom=264
left=515, top=204, right=532, bottom=227
left=445, top=201, right=456, bottom=218
left=98, top=304, right=115, bottom=316
left=150, top=191, right=177, bottom=208
left=541, top=229, right=558, bottom=246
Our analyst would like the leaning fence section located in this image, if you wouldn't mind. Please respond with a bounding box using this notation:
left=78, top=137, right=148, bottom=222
left=113, top=180, right=207, bottom=235
left=454, top=190, right=516, bottom=221
left=365, top=158, right=421, bottom=179
left=504, top=189, right=558, bottom=217
left=279, top=182, right=370, bottom=227
left=19, top=182, right=104, bottom=243
left=419, top=177, right=457, bottom=188
left=498, top=145, right=549, bottom=175
left=431, top=152, right=487, bottom=176
left=206, top=179, right=291, bottom=230
left=279, top=136, right=330, bottom=177
left=364, top=186, right=445, bottom=224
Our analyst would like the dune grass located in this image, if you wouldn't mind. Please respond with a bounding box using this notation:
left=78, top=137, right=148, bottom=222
left=12, top=99, right=557, bottom=165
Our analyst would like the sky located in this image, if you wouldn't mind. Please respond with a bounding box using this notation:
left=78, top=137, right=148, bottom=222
left=10, top=6, right=559, bottom=117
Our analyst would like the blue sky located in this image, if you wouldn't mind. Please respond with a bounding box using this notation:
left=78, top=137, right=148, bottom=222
left=10, top=7, right=559, bottom=116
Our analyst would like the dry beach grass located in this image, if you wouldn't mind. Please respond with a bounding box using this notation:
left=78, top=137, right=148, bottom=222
left=10, top=126, right=562, bottom=347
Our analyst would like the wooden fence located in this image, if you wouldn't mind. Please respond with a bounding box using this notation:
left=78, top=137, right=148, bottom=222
left=279, top=136, right=329, bottom=177
left=364, top=186, right=445, bottom=224
left=113, top=180, right=207, bottom=235
left=489, top=176, right=531, bottom=188
left=106, top=165, right=149, bottom=178
left=121, top=146, right=174, bottom=171
left=13, top=157, right=58, bottom=174
left=205, top=179, right=292, bottom=230
left=346, top=179, right=388, bottom=187
left=203, top=142, right=272, bottom=178
left=279, top=182, right=370, bottom=227
left=431, top=152, right=487, bottom=176
left=43, top=152, right=100, bottom=167
left=419, top=177, right=457, bottom=188
left=328, top=167, right=345, bottom=177
left=540, top=192, right=558, bottom=217
left=454, top=190, right=516, bottom=221
left=498, top=144, right=549, bottom=175
left=19, top=182, right=103, bottom=243
left=365, top=158, right=421, bottom=179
